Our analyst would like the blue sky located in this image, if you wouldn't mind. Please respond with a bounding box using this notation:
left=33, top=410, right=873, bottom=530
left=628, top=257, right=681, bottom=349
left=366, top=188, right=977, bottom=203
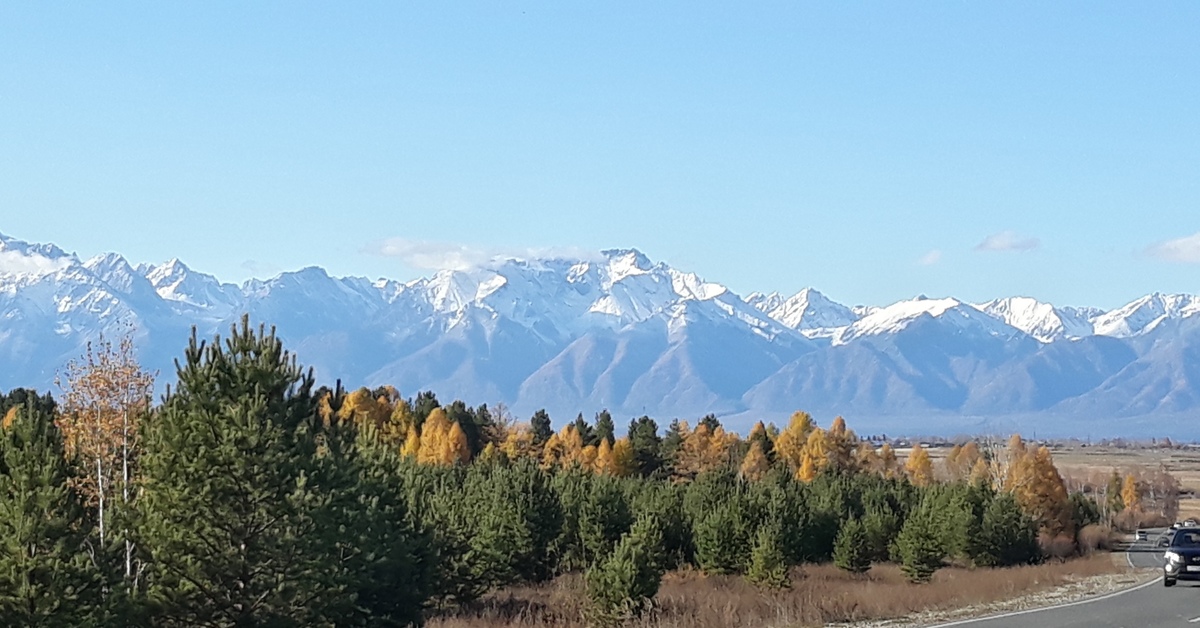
left=1, top=2, right=1198, bottom=310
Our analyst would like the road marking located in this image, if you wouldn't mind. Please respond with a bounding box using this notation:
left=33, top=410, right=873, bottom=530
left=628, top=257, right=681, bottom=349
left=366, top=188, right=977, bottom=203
left=928, top=542, right=1159, bottom=628
left=1187, top=617, right=1200, bottom=623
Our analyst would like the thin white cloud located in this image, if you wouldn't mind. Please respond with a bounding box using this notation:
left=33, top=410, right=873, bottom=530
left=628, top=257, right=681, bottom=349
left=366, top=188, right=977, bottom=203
left=240, top=259, right=282, bottom=277
left=916, top=249, right=943, bottom=266
left=364, top=237, right=603, bottom=271
left=1146, top=232, right=1200, bottom=264
left=0, top=249, right=71, bottom=277
left=975, top=231, right=1040, bottom=252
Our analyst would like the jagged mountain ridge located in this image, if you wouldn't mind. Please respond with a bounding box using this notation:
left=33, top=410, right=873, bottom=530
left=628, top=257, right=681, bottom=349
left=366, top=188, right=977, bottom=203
left=2, top=231, right=1199, bottom=436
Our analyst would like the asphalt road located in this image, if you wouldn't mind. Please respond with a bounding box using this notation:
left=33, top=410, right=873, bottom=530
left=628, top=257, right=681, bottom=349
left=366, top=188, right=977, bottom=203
left=928, top=531, right=1197, bottom=628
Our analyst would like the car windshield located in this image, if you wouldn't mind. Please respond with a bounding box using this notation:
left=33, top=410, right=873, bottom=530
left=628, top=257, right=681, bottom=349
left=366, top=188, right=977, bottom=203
left=1172, top=531, right=1200, bottom=548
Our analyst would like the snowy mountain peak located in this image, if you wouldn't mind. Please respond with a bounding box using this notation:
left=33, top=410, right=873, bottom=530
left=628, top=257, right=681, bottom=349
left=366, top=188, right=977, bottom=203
left=602, top=248, right=654, bottom=282
left=0, top=233, right=75, bottom=280
left=834, top=296, right=1020, bottom=345
left=976, top=296, right=1094, bottom=343
left=1092, top=293, right=1200, bottom=338
left=776, top=288, right=857, bottom=334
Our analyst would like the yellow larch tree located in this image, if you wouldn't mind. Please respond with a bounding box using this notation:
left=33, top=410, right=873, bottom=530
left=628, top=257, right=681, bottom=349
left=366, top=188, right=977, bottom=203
left=543, top=424, right=586, bottom=468
left=774, top=410, right=815, bottom=471
left=1, top=406, right=16, bottom=429
left=610, top=437, right=636, bottom=477
left=905, top=443, right=934, bottom=487
left=337, top=387, right=391, bottom=428
left=802, top=428, right=829, bottom=473
left=444, top=420, right=472, bottom=465
left=1121, top=474, right=1141, bottom=513
left=824, top=417, right=857, bottom=473
left=854, top=441, right=880, bottom=475
left=500, top=423, right=539, bottom=462
left=1009, top=445, right=1073, bottom=536
left=798, top=451, right=818, bottom=482
left=580, top=444, right=599, bottom=471
left=739, top=439, right=771, bottom=482
left=969, top=456, right=991, bottom=485
left=417, top=408, right=451, bottom=465
left=400, top=424, right=420, bottom=459
left=878, top=443, right=900, bottom=478
left=594, top=438, right=614, bottom=475
left=672, top=424, right=738, bottom=481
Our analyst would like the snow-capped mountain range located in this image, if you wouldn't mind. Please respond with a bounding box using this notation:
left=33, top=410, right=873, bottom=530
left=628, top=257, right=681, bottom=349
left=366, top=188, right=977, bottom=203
left=2, top=231, right=1199, bottom=437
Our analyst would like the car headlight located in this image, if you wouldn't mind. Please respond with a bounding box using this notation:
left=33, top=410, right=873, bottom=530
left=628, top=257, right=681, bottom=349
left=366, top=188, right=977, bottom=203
left=1165, top=551, right=1183, bottom=563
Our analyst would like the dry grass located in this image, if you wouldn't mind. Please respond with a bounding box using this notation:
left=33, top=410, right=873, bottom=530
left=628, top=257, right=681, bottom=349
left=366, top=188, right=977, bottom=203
left=427, top=555, right=1121, bottom=628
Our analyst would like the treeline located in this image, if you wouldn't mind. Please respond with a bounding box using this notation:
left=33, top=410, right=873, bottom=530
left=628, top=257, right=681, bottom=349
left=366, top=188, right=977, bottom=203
left=0, top=319, right=1132, bottom=626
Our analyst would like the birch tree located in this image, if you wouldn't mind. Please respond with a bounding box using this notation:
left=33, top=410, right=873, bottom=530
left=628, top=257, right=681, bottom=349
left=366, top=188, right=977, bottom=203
left=55, top=333, right=155, bottom=582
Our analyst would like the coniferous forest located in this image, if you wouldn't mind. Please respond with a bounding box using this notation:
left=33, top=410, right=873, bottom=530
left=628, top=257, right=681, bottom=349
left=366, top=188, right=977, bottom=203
left=0, top=318, right=1157, bottom=627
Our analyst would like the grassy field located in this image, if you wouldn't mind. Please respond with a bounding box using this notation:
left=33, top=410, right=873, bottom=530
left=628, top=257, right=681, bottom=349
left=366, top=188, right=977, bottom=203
left=427, top=556, right=1124, bottom=628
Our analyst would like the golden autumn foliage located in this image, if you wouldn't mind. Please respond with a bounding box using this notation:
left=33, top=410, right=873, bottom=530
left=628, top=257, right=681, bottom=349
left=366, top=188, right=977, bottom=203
left=969, top=456, right=991, bottom=485
left=878, top=443, right=899, bottom=478
left=798, top=452, right=818, bottom=482
left=739, top=440, right=770, bottom=482
left=905, top=443, right=934, bottom=487
left=945, top=441, right=983, bottom=481
left=499, top=423, right=540, bottom=462
left=823, top=417, right=857, bottom=473
left=446, top=421, right=471, bottom=465
left=1, top=406, right=16, bottom=430
left=338, top=388, right=393, bottom=429
left=1121, top=474, right=1141, bottom=513
left=1006, top=445, right=1073, bottom=536
left=55, top=334, right=155, bottom=545
left=854, top=442, right=880, bottom=475
left=673, top=423, right=738, bottom=481
left=415, top=408, right=471, bottom=466
left=774, top=411, right=815, bottom=471
left=400, top=424, right=420, bottom=459
left=594, top=439, right=614, bottom=475
left=610, top=437, right=636, bottom=477
left=543, top=425, right=587, bottom=469
left=803, top=428, right=829, bottom=474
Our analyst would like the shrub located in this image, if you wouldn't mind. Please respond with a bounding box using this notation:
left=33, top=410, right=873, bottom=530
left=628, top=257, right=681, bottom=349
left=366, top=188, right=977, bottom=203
left=974, top=493, right=1039, bottom=567
left=746, top=523, right=790, bottom=589
left=1077, top=524, right=1115, bottom=554
left=1038, top=533, right=1077, bottom=560
left=693, top=502, right=749, bottom=575
left=894, top=510, right=943, bottom=583
left=833, top=518, right=871, bottom=574
left=586, top=515, right=665, bottom=624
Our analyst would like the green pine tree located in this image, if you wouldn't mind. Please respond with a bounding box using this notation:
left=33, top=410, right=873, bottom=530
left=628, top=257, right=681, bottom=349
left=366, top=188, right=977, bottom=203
left=745, top=523, right=790, bottom=589
left=0, top=401, right=103, bottom=626
left=349, top=421, right=439, bottom=626
left=973, top=493, right=1040, bottom=567
left=693, top=502, right=748, bottom=575
left=894, top=509, right=944, bottom=583
left=832, top=518, right=871, bottom=574
left=585, top=515, right=664, bottom=625
left=530, top=409, right=553, bottom=447
left=595, top=410, right=615, bottom=447
left=627, top=416, right=662, bottom=478
left=138, top=319, right=359, bottom=625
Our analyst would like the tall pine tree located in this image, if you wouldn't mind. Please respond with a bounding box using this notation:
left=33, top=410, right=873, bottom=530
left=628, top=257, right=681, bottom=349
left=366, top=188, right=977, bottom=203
left=0, top=401, right=102, bottom=625
left=138, top=319, right=357, bottom=625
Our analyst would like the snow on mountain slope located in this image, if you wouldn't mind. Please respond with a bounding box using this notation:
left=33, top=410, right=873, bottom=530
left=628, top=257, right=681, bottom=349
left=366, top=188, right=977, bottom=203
left=1092, top=293, right=1200, bottom=338
left=976, top=296, right=1095, bottom=343
left=834, top=296, right=1025, bottom=346
left=746, top=288, right=859, bottom=338
left=5, top=230, right=1200, bottom=434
